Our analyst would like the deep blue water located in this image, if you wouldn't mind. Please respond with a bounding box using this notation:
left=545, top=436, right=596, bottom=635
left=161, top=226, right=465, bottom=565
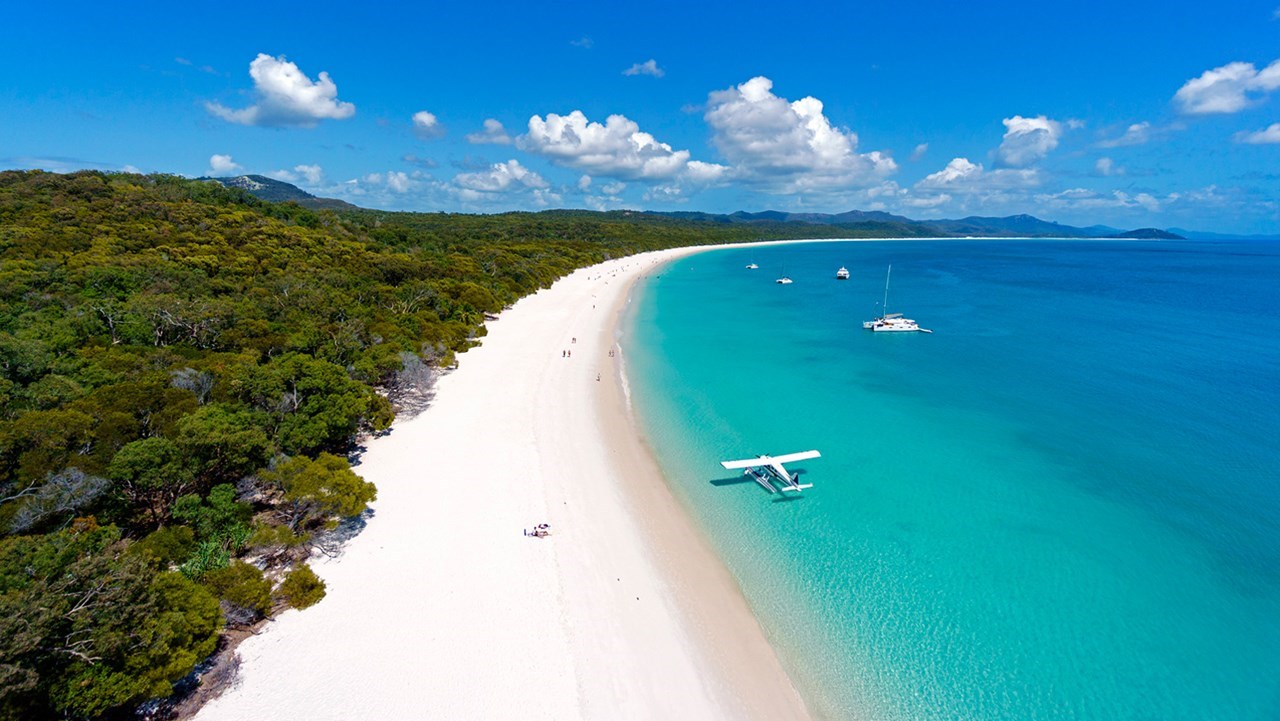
left=623, top=239, right=1280, bottom=720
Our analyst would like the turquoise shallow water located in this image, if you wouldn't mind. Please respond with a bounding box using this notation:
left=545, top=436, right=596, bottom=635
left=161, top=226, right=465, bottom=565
left=622, top=239, right=1280, bottom=721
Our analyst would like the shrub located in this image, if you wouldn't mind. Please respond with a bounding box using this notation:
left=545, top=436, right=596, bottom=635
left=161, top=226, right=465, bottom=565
left=201, top=560, right=272, bottom=617
left=277, top=563, right=326, bottom=609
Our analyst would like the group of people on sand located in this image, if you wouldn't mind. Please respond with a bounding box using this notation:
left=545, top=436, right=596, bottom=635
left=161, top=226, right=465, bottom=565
left=524, top=522, right=551, bottom=538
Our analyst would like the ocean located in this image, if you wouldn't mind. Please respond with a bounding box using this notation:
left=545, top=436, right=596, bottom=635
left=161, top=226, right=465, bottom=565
left=621, top=239, right=1280, bottom=720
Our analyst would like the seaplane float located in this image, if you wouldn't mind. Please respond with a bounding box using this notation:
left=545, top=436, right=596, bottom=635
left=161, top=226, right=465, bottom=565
left=720, top=450, right=822, bottom=494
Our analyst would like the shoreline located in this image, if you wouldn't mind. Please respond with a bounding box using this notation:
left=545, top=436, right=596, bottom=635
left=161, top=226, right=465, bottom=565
left=194, top=241, right=825, bottom=721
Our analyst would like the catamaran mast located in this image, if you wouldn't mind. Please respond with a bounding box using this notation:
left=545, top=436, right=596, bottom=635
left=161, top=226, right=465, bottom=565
left=881, top=264, right=892, bottom=315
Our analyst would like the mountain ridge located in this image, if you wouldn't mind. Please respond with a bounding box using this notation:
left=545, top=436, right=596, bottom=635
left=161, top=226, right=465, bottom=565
left=209, top=175, right=1192, bottom=239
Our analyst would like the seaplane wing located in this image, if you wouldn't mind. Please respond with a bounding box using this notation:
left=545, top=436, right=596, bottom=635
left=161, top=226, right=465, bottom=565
left=721, top=456, right=768, bottom=470
left=720, top=450, right=821, bottom=472
left=767, top=450, right=821, bottom=465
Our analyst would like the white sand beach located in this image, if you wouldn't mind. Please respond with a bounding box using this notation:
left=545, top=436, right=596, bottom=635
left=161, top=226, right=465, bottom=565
left=195, top=246, right=812, bottom=721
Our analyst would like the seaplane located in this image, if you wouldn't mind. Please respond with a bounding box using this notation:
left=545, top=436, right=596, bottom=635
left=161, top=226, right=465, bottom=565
left=720, top=450, right=822, bottom=494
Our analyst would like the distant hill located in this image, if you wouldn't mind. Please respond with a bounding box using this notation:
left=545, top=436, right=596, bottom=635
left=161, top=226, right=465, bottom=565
left=200, top=174, right=358, bottom=211
left=1167, top=227, right=1279, bottom=241
left=1114, top=228, right=1184, bottom=240
left=654, top=208, right=1180, bottom=239
left=923, top=214, right=1098, bottom=238
left=202, top=175, right=1197, bottom=240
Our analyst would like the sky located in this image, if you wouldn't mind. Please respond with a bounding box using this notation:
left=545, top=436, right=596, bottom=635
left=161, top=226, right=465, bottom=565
left=3, top=0, right=1279, bottom=234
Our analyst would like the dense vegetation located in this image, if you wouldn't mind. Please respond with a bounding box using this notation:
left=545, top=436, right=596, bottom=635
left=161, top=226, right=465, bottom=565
left=0, top=169, right=887, bottom=719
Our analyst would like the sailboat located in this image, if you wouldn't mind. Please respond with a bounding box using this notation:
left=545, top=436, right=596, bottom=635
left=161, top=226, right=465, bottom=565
left=863, top=265, right=931, bottom=332
left=776, top=263, right=793, bottom=284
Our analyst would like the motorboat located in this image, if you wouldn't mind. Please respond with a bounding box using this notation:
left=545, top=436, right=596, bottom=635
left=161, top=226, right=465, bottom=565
left=836, top=266, right=850, bottom=280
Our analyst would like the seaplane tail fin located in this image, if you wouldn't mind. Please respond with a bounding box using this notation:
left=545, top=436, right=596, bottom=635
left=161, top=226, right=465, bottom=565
left=768, top=450, right=821, bottom=465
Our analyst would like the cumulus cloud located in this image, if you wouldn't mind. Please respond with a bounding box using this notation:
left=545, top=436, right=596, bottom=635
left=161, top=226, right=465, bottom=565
left=453, top=159, right=549, bottom=194
left=995, top=115, right=1065, bottom=167
left=910, top=143, right=929, bottom=161
left=577, top=175, right=592, bottom=191
left=623, top=59, right=665, bottom=77
left=207, top=54, right=355, bottom=127
left=1174, top=59, right=1280, bottom=114
left=466, top=118, right=513, bottom=145
left=412, top=111, right=445, bottom=139
left=518, top=110, right=695, bottom=180
left=703, top=76, right=897, bottom=191
left=386, top=171, right=411, bottom=193
left=268, top=163, right=325, bottom=185
left=570, top=36, right=594, bottom=49
left=1235, top=122, right=1280, bottom=144
left=916, top=157, right=1041, bottom=192
left=1098, top=121, right=1153, bottom=148
left=1095, top=157, right=1124, bottom=176
left=209, top=154, right=241, bottom=174
left=600, top=181, right=626, bottom=195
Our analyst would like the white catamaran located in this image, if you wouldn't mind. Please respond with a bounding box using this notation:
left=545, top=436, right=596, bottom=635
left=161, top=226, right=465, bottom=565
left=863, top=265, right=932, bottom=333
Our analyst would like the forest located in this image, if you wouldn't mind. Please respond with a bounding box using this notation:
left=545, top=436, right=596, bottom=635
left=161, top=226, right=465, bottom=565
left=0, top=169, right=883, bottom=718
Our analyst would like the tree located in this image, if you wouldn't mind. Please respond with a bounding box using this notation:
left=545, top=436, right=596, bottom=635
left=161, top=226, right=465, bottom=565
left=0, top=524, right=223, bottom=719
left=258, top=453, right=376, bottom=533
left=2, top=467, right=110, bottom=534
left=173, top=404, right=271, bottom=485
left=171, top=484, right=251, bottom=546
left=107, top=436, right=195, bottom=524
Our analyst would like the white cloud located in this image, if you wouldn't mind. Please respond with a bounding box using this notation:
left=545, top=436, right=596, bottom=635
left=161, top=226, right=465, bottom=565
left=1095, top=157, right=1124, bottom=176
left=600, top=181, right=626, bottom=195
left=570, top=37, right=593, bottom=49
left=121, top=164, right=142, bottom=174
left=453, top=159, right=549, bottom=193
left=1235, top=122, right=1280, bottom=144
left=577, top=174, right=592, bottom=191
left=207, top=54, right=355, bottom=127
left=385, top=171, right=410, bottom=193
left=642, top=184, right=688, bottom=203
left=466, top=118, right=512, bottom=145
left=1174, top=59, right=1280, bottom=114
left=268, top=163, right=325, bottom=185
left=916, top=157, right=1041, bottom=191
left=623, top=59, right=665, bottom=78
left=209, top=154, right=241, bottom=174
left=412, top=111, right=445, bottom=139
left=919, top=157, right=982, bottom=186
left=995, top=115, right=1065, bottom=167
left=1098, top=121, right=1153, bottom=148
left=518, top=110, right=692, bottom=180
left=901, top=193, right=951, bottom=209
left=703, top=76, right=897, bottom=191
left=910, top=143, right=929, bottom=161
left=1035, top=188, right=1162, bottom=213
left=684, top=160, right=730, bottom=184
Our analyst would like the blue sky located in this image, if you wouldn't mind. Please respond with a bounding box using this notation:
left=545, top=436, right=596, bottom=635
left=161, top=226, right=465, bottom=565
left=3, top=1, right=1279, bottom=233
